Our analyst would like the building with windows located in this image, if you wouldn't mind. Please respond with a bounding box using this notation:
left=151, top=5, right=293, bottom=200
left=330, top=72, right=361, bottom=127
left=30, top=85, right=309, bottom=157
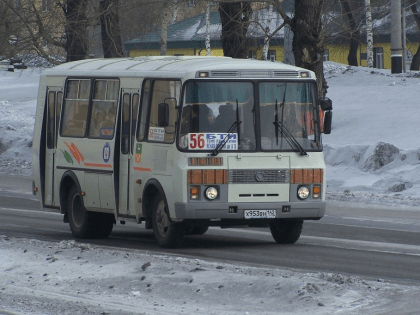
left=124, top=7, right=419, bottom=70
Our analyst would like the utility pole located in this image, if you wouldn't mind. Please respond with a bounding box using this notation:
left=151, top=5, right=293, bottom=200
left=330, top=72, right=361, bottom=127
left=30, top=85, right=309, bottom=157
left=205, top=0, right=211, bottom=56
left=390, top=0, right=403, bottom=73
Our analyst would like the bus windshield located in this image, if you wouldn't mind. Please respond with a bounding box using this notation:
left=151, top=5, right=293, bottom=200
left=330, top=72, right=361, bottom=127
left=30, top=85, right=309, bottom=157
left=178, top=80, right=321, bottom=152
left=259, top=82, right=320, bottom=152
left=179, top=81, right=256, bottom=151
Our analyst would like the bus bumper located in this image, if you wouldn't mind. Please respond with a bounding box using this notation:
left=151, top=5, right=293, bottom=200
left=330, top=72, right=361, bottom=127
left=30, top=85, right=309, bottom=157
left=174, top=201, right=326, bottom=220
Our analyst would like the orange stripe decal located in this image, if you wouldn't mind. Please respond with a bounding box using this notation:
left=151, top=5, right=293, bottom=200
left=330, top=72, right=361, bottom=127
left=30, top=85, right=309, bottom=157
left=64, top=141, right=80, bottom=164
left=133, top=167, right=152, bottom=172
left=84, top=163, right=112, bottom=168
left=71, top=143, right=84, bottom=162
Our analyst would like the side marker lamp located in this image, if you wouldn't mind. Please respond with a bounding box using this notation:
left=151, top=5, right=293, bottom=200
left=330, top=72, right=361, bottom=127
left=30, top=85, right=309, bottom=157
left=190, top=186, right=199, bottom=200
left=313, top=185, right=321, bottom=199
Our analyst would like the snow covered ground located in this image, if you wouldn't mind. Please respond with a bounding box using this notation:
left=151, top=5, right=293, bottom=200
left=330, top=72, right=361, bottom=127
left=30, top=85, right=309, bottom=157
left=323, top=63, right=420, bottom=208
left=1, top=62, right=420, bottom=314
left=2, top=235, right=420, bottom=315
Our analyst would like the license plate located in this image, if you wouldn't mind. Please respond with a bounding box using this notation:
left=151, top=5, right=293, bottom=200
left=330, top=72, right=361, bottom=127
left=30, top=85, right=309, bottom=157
left=244, top=210, right=276, bottom=219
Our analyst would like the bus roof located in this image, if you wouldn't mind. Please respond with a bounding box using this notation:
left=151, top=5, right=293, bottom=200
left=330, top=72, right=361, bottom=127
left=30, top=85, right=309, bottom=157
left=43, top=56, right=316, bottom=80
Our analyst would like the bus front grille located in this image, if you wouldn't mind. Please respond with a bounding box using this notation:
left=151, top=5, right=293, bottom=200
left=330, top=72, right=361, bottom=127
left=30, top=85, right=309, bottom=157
left=228, top=169, right=289, bottom=184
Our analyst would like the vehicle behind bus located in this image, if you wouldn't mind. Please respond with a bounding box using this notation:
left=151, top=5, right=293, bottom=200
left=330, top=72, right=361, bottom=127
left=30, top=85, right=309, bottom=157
left=32, top=56, right=332, bottom=248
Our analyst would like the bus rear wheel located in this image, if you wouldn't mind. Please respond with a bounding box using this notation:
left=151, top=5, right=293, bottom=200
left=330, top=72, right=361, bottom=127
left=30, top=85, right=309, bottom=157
left=67, top=186, right=114, bottom=239
left=269, top=219, right=303, bottom=244
left=152, top=195, right=185, bottom=248
left=68, top=186, right=94, bottom=238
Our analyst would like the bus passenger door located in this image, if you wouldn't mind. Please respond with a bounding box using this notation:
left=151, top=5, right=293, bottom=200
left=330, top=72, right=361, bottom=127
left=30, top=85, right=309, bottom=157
left=118, top=90, right=140, bottom=217
left=44, top=87, right=63, bottom=206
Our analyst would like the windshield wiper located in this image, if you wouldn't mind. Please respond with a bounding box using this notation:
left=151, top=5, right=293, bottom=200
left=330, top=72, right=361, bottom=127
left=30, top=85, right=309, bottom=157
left=272, top=87, right=307, bottom=156
left=273, top=120, right=308, bottom=156
left=210, top=120, right=242, bottom=156
left=210, top=99, right=242, bottom=156
left=274, top=84, right=287, bottom=146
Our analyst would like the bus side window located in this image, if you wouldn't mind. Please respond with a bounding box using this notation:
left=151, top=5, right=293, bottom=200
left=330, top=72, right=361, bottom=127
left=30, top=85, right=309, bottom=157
left=121, top=94, right=131, bottom=154
left=137, top=80, right=151, bottom=141
left=131, top=94, right=139, bottom=153
left=89, top=79, right=119, bottom=139
left=148, top=80, right=181, bottom=143
left=61, top=80, right=91, bottom=138
left=46, top=91, right=55, bottom=149
left=56, top=92, right=62, bottom=147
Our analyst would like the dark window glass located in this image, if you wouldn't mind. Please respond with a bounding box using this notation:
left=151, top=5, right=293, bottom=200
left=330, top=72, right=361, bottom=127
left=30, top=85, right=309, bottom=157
left=46, top=91, right=55, bottom=149
left=148, top=80, right=181, bottom=143
left=180, top=81, right=255, bottom=151
left=61, top=79, right=91, bottom=137
left=121, top=94, right=131, bottom=154
left=137, top=80, right=151, bottom=141
left=89, top=80, right=119, bottom=139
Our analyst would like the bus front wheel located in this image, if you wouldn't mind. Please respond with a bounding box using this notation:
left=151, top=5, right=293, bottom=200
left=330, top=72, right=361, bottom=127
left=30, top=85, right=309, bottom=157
left=152, top=195, right=185, bottom=248
left=269, top=219, right=303, bottom=244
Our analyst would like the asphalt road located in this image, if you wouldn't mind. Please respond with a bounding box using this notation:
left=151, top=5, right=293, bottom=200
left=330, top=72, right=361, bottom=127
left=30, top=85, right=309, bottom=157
left=2, top=175, right=420, bottom=286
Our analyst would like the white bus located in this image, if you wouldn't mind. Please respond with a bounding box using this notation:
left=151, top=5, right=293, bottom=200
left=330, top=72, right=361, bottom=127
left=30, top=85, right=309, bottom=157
left=32, top=56, right=332, bottom=248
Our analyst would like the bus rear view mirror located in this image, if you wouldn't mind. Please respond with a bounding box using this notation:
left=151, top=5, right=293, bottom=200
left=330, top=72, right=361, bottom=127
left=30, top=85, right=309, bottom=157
left=158, top=103, right=169, bottom=127
left=323, top=111, right=332, bottom=134
left=320, top=97, right=332, bottom=111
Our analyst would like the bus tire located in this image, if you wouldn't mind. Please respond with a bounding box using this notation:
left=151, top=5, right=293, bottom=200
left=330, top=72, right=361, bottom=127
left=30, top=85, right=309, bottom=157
left=67, top=186, right=95, bottom=239
left=269, top=219, right=303, bottom=244
left=91, top=212, right=114, bottom=239
left=186, top=224, right=209, bottom=235
left=152, top=194, right=185, bottom=248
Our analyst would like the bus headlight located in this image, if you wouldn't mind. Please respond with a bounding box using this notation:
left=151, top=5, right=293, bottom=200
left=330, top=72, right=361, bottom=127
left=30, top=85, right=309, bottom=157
left=297, top=186, right=310, bottom=200
left=205, top=187, right=218, bottom=200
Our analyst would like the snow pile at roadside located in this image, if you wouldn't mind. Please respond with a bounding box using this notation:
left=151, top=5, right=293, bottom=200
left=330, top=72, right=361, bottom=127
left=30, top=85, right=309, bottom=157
left=0, top=69, right=39, bottom=177
left=2, top=235, right=420, bottom=315
left=323, top=63, right=420, bottom=206
left=324, top=142, right=420, bottom=207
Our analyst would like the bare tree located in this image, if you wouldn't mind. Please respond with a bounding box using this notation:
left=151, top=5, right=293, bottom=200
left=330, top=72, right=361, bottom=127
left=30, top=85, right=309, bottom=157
left=409, top=0, right=420, bottom=70
left=62, top=0, right=89, bottom=61
left=0, top=0, right=66, bottom=64
left=160, top=1, right=172, bottom=56
left=261, top=3, right=273, bottom=61
left=289, top=0, right=328, bottom=97
left=339, top=0, right=360, bottom=66
left=218, top=1, right=252, bottom=58
left=205, top=0, right=211, bottom=55
left=99, top=0, right=123, bottom=58
left=365, top=0, right=373, bottom=67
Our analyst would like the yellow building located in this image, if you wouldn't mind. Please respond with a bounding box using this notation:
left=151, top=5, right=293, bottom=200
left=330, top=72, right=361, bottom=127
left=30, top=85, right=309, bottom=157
left=124, top=10, right=419, bottom=70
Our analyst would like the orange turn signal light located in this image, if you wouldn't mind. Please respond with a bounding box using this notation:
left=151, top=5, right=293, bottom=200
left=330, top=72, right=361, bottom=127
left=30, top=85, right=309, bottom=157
left=190, top=186, right=199, bottom=200
left=313, top=185, right=321, bottom=198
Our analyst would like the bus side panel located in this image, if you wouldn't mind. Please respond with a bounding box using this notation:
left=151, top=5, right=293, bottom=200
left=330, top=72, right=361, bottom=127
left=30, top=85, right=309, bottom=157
left=32, top=77, right=47, bottom=208
left=55, top=139, right=116, bottom=212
